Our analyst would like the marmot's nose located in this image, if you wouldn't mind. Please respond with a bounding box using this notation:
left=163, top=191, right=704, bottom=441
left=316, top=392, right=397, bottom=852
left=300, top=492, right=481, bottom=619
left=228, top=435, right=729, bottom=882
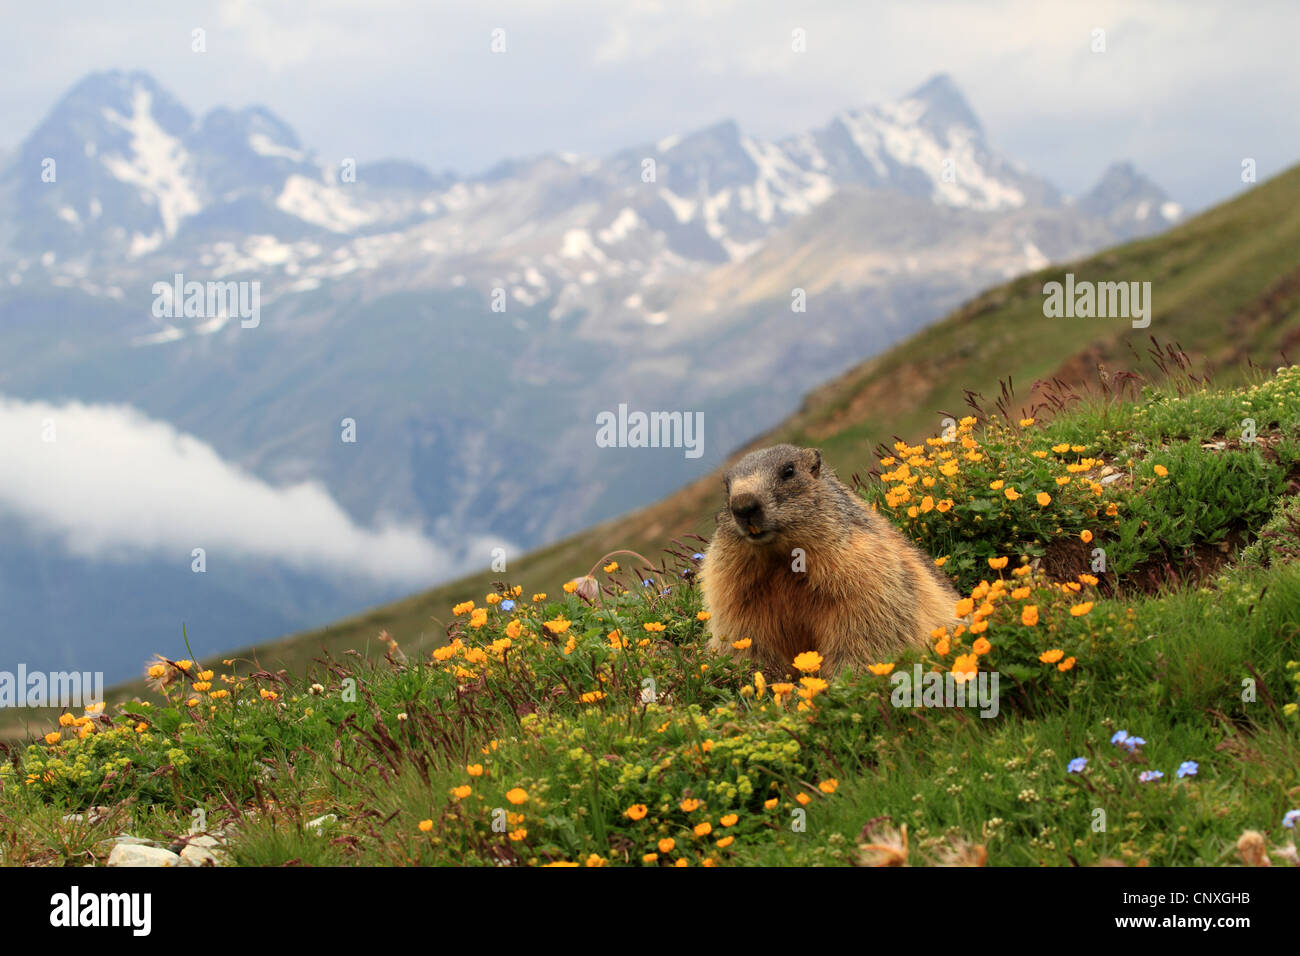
left=730, top=493, right=763, bottom=526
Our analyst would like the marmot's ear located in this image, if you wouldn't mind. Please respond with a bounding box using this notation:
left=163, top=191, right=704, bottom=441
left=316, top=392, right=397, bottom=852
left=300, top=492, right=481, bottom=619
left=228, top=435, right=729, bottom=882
left=802, top=447, right=822, bottom=477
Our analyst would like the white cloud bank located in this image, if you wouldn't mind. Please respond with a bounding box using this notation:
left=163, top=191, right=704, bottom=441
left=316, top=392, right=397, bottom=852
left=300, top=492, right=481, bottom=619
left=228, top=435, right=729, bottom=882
left=0, top=394, right=495, bottom=587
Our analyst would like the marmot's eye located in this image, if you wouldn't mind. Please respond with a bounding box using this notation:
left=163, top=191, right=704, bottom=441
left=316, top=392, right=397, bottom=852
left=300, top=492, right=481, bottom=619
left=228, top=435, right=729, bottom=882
left=781, top=463, right=796, bottom=479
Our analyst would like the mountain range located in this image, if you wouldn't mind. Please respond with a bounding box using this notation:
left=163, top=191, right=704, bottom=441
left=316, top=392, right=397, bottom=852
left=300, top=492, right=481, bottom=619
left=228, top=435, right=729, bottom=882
left=0, top=69, right=1184, bottom=683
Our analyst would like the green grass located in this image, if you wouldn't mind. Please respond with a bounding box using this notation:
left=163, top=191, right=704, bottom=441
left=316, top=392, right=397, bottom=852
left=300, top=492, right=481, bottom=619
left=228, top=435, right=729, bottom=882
left=2, top=370, right=1299, bottom=866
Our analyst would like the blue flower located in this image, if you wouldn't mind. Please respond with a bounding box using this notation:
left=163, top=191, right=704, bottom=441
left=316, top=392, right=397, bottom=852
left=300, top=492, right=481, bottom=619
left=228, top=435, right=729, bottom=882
left=1121, top=736, right=1146, bottom=752
left=1176, top=760, right=1198, bottom=778
left=500, top=600, right=515, bottom=612
left=643, top=579, right=654, bottom=588
left=692, top=552, right=705, bottom=561
left=1138, top=770, right=1164, bottom=783
left=1284, top=809, right=1300, bottom=830
left=1067, top=757, right=1087, bottom=774
left=1111, top=730, right=1129, bottom=746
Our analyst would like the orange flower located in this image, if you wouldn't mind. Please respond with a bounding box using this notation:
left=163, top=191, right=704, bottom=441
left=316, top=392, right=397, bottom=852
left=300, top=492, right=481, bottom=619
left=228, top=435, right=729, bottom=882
left=867, top=662, right=895, bottom=676
left=952, top=653, right=978, bottom=683
left=715, top=836, right=735, bottom=849
left=731, top=638, right=752, bottom=649
left=505, top=788, right=528, bottom=805
left=1039, top=649, right=1065, bottom=664
left=1036, top=492, right=1051, bottom=506
left=626, top=804, right=648, bottom=821
left=696, top=611, right=710, bottom=621
left=1070, top=602, right=1094, bottom=617
left=1080, top=529, right=1093, bottom=543
left=795, top=793, right=811, bottom=806
left=1021, top=605, right=1039, bottom=626
left=1153, top=464, right=1169, bottom=477
left=720, top=814, right=739, bottom=827
left=694, top=822, right=713, bottom=837
left=1004, top=487, right=1021, bottom=501
left=680, top=798, right=702, bottom=813
left=793, top=651, right=823, bottom=673
left=1058, top=657, right=1077, bottom=672
left=418, top=819, right=434, bottom=832
left=972, top=637, right=991, bottom=655
left=643, top=621, right=667, bottom=633
left=955, top=598, right=975, bottom=617
left=988, top=556, right=1009, bottom=570
left=818, top=779, right=839, bottom=794
left=658, top=838, right=676, bottom=854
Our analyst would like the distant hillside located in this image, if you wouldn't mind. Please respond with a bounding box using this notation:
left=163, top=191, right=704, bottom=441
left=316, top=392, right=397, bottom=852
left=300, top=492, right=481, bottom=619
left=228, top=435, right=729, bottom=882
left=5, top=162, right=1294, bottom=739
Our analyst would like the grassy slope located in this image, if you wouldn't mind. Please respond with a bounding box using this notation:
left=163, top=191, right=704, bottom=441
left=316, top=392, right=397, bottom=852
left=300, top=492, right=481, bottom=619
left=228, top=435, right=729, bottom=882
left=5, top=166, right=1298, bottom=735
left=5, top=369, right=1299, bottom=866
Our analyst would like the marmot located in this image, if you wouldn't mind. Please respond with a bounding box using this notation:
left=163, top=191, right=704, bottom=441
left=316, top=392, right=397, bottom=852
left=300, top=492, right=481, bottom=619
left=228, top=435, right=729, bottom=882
left=699, top=444, right=959, bottom=677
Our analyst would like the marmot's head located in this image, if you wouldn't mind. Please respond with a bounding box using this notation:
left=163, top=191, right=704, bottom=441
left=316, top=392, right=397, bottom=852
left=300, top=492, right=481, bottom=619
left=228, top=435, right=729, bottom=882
left=718, top=444, right=825, bottom=546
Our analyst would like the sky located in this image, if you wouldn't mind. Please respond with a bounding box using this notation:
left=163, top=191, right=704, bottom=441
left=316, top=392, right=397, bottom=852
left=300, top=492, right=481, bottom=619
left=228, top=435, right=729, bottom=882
left=3, top=0, right=1298, bottom=212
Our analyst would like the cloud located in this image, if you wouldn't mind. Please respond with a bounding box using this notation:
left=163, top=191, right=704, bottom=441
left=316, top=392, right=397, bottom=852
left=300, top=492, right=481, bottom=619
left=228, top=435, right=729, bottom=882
left=0, top=394, right=501, bottom=586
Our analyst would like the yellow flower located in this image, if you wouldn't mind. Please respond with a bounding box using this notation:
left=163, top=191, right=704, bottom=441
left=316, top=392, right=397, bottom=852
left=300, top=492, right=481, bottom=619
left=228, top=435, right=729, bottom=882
left=1079, top=573, right=1099, bottom=586
left=506, top=788, right=528, bottom=805
left=1052, top=443, right=1070, bottom=453
left=793, top=651, right=823, bottom=673
left=1036, top=492, right=1051, bottom=506
left=485, top=593, right=502, bottom=605
left=731, top=638, right=752, bottom=650
left=603, top=561, right=619, bottom=573
left=147, top=663, right=166, bottom=679
left=1039, top=649, right=1064, bottom=664
left=988, top=556, right=1008, bottom=570
left=626, top=804, right=648, bottom=821
left=867, top=662, right=895, bottom=676
left=531, top=593, right=547, bottom=602
left=643, top=621, right=667, bottom=632
left=580, top=691, right=605, bottom=704
left=764, top=798, right=779, bottom=810
left=509, top=828, right=528, bottom=842
left=505, top=620, right=523, bottom=640
left=1154, top=464, right=1169, bottom=476
left=1070, top=602, right=1093, bottom=617
left=452, top=600, right=475, bottom=616
left=44, top=732, right=60, bottom=745
left=989, top=480, right=1005, bottom=490
left=466, top=764, right=484, bottom=777
left=696, top=611, right=710, bottom=621
left=818, top=779, right=839, bottom=794
left=1004, top=487, right=1021, bottom=501
left=1019, top=418, right=1035, bottom=427
left=469, top=608, right=489, bottom=628
left=934, top=556, right=949, bottom=567
left=544, top=616, right=571, bottom=635
left=451, top=785, right=472, bottom=799
left=563, top=580, right=578, bottom=593
left=418, top=819, right=434, bottom=832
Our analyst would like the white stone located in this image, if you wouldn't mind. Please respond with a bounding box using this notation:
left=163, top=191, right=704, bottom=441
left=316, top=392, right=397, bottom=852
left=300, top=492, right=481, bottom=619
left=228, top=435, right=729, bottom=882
left=107, top=844, right=181, bottom=867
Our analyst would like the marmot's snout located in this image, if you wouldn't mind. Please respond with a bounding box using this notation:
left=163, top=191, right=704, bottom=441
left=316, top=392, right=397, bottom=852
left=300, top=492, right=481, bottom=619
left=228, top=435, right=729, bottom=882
left=729, top=491, right=767, bottom=538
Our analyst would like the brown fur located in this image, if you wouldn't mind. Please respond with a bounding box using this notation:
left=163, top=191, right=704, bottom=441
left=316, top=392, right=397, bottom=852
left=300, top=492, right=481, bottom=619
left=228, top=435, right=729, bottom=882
left=699, top=444, right=959, bottom=677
